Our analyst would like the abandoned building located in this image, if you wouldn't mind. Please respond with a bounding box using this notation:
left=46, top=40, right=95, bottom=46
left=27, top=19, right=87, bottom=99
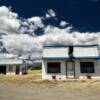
left=42, top=44, right=100, bottom=80
left=0, top=54, right=27, bottom=75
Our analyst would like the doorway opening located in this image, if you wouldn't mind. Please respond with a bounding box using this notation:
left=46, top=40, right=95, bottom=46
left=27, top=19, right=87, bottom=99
left=66, top=61, right=75, bottom=78
left=0, top=65, right=6, bottom=74
left=16, top=66, right=20, bottom=75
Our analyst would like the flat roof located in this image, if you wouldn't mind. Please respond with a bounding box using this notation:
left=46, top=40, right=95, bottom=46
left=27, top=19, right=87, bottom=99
left=43, top=44, right=98, bottom=48
left=0, top=59, right=24, bottom=65
left=42, top=56, right=100, bottom=60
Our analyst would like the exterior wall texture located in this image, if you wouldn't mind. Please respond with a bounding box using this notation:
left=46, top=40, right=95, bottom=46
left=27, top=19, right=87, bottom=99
left=42, top=60, right=66, bottom=80
left=42, top=45, right=100, bottom=80
left=42, top=59, right=100, bottom=80
left=6, top=65, right=16, bottom=75
left=76, top=60, right=100, bottom=79
left=43, top=47, right=69, bottom=58
left=74, top=46, right=99, bottom=57
left=0, top=60, right=27, bottom=75
left=6, top=65, right=23, bottom=75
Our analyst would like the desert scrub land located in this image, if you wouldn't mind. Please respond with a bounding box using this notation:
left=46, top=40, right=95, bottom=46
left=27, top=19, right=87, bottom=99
left=0, top=70, right=100, bottom=100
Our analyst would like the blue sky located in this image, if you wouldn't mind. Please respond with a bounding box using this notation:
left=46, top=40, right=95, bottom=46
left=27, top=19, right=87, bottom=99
left=0, top=0, right=100, bottom=59
left=0, top=0, right=100, bottom=32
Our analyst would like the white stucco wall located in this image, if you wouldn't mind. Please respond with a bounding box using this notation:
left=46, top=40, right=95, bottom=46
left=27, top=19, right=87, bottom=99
left=73, top=59, right=100, bottom=79
left=6, top=65, right=16, bottom=75
left=6, top=64, right=25, bottom=75
left=42, top=59, right=100, bottom=80
left=74, top=46, right=99, bottom=57
left=74, top=59, right=80, bottom=78
left=76, top=60, right=100, bottom=79
left=42, top=60, right=66, bottom=80
left=42, top=45, right=100, bottom=80
left=0, top=59, right=27, bottom=75
left=43, top=47, right=68, bottom=58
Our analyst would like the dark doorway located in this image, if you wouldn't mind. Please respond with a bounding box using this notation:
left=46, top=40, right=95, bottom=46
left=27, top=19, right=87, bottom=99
left=16, top=66, right=20, bottom=75
left=0, top=65, right=6, bottom=74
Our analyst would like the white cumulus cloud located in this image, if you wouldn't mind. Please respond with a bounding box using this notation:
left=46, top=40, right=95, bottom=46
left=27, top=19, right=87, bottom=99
left=0, top=6, right=100, bottom=59
left=28, top=17, right=44, bottom=28
left=46, top=9, right=56, bottom=18
left=60, top=21, right=69, bottom=27
left=0, top=6, right=20, bottom=34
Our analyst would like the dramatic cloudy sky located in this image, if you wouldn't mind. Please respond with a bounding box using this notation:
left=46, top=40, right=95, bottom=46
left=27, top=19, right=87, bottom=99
left=0, top=0, right=100, bottom=59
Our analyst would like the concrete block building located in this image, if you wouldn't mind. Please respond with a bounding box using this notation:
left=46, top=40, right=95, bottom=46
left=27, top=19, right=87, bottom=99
left=42, top=45, right=100, bottom=80
left=0, top=54, right=27, bottom=75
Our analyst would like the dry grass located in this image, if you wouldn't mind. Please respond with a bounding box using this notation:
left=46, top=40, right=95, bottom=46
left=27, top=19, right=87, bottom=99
left=0, top=70, right=41, bottom=83
left=55, top=80, right=100, bottom=93
left=0, top=70, right=100, bottom=93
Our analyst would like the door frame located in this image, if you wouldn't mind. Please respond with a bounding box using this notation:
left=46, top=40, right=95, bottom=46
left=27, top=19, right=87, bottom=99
left=66, top=61, right=75, bottom=78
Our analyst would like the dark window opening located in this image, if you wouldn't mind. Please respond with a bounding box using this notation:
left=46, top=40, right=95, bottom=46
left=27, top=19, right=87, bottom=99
left=47, top=62, right=61, bottom=73
left=16, top=66, right=20, bottom=74
left=80, top=62, right=94, bottom=73
left=0, top=65, right=6, bottom=74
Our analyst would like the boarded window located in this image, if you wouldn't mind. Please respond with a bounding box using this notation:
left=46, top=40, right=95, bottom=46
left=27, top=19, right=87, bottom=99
left=47, top=62, right=61, bottom=73
left=80, top=62, right=94, bottom=73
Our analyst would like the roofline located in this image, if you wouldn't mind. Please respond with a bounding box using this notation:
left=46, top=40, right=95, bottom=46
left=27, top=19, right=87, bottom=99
left=0, top=62, right=26, bottom=65
left=42, top=57, right=69, bottom=60
left=42, top=56, right=100, bottom=60
left=76, top=56, right=100, bottom=59
left=0, top=59, right=25, bottom=65
left=43, top=44, right=98, bottom=48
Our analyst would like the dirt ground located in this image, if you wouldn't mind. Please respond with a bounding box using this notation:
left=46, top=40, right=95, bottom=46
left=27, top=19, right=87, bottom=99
left=0, top=80, right=100, bottom=100
left=0, top=70, right=100, bottom=100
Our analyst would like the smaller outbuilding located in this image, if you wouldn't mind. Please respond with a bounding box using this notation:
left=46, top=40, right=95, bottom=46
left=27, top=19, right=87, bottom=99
left=0, top=54, right=27, bottom=75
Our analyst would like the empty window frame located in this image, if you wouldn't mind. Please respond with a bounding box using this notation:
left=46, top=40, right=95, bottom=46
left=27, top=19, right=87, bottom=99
left=80, top=62, right=95, bottom=73
left=47, top=62, right=61, bottom=73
